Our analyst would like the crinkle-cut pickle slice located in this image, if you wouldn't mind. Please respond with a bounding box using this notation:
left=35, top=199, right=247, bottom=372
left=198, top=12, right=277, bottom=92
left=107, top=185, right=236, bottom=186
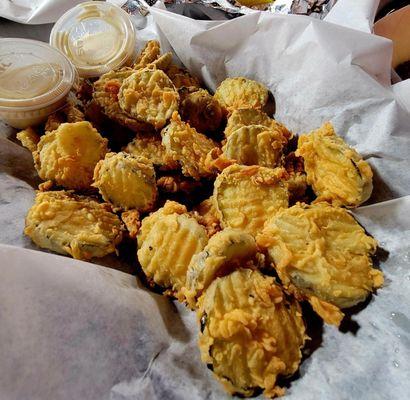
left=296, top=122, right=373, bottom=208
left=223, top=124, right=287, bottom=167
left=161, top=112, right=217, bottom=180
left=183, top=228, right=257, bottom=307
left=33, top=121, right=108, bottom=190
left=213, top=164, right=289, bottom=236
left=214, top=77, right=269, bottom=112
left=137, top=205, right=208, bottom=298
left=257, top=202, right=384, bottom=325
left=197, top=268, right=306, bottom=398
left=24, top=191, right=123, bottom=260
left=93, top=152, right=157, bottom=212
left=118, top=67, right=179, bottom=129
left=224, top=108, right=291, bottom=140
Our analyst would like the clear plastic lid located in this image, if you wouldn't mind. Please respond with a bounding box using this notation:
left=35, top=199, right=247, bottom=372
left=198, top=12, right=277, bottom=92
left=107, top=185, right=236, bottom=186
left=50, top=1, right=136, bottom=78
left=0, top=38, right=77, bottom=110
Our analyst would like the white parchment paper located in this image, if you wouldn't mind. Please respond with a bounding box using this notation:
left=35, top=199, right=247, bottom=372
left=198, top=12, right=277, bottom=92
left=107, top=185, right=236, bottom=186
left=0, top=2, right=410, bottom=399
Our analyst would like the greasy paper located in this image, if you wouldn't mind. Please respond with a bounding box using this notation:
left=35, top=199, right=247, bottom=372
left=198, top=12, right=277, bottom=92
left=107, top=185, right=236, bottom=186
left=0, top=2, right=410, bottom=400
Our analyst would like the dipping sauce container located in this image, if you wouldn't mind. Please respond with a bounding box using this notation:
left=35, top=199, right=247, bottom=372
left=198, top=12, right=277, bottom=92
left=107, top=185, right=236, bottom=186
left=0, top=38, right=78, bottom=129
left=50, top=1, right=136, bottom=78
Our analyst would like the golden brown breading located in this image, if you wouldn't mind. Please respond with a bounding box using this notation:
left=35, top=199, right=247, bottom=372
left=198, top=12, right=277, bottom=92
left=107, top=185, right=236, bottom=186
left=296, top=122, right=373, bottom=207
left=133, top=40, right=161, bottom=70
left=137, top=202, right=208, bottom=299
left=192, top=197, right=222, bottom=237
left=118, top=68, right=180, bottom=129
left=213, top=165, right=289, bottom=236
left=161, top=112, right=218, bottom=180
left=121, top=210, right=141, bottom=239
left=183, top=229, right=257, bottom=308
left=16, top=127, right=40, bottom=153
left=197, top=268, right=306, bottom=398
left=123, top=133, right=178, bottom=170
left=93, top=152, right=157, bottom=212
left=224, top=108, right=292, bottom=139
left=222, top=124, right=288, bottom=167
left=165, top=63, right=201, bottom=90
left=25, top=191, right=123, bottom=260
left=257, top=202, right=384, bottom=325
left=147, top=52, right=173, bottom=71
left=214, top=77, right=269, bottom=113
left=179, top=89, right=225, bottom=134
left=93, top=68, right=154, bottom=133
left=32, top=121, right=108, bottom=190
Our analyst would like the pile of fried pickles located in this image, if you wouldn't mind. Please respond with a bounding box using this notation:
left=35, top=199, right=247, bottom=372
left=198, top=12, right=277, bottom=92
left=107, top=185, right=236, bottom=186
left=17, top=41, right=384, bottom=398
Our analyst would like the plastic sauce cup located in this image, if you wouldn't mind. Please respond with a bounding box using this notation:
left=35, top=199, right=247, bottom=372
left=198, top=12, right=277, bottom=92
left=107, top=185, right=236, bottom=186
left=0, top=38, right=78, bottom=129
left=50, top=1, right=136, bottom=78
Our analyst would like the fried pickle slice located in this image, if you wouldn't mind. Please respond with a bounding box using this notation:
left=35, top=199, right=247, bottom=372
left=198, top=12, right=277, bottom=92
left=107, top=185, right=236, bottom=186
left=133, top=40, right=161, bottom=69
left=123, top=133, right=178, bottom=170
left=257, top=202, right=384, bottom=325
left=165, top=63, right=201, bottom=90
left=223, top=124, right=287, bottom=167
left=214, top=77, right=269, bottom=113
left=118, top=68, right=179, bottom=129
left=93, top=68, right=154, bottom=133
left=161, top=112, right=218, bottom=180
left=17, top=127, right=40, bottom=153
left=93, top=152, right=157, bottom=212
left=179, top=89, right=225, bottom=134
left=296, top=122, right=373, bottom=207
left=197, top=268, right=306, bottom=398
left=213, top=165, right=289, bottom=236
left=224, top=108, right=291, bottom=139
left=192, top=197, right=221, bottom=237
left=183, top=229, right=257, bottom=308
left=29, top=121, right=108, bottom=190
left=137, top=203, right=208, bottom=298
left=25, top=191, right=123, bottom=260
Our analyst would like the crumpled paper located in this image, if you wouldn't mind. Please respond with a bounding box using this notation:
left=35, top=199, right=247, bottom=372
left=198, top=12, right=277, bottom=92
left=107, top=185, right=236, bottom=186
left=0, top=1, right=410, bottom=399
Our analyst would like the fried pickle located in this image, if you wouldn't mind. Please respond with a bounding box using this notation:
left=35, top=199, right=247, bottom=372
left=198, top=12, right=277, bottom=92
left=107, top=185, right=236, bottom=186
left=224, top=108, right=292, bottom=139
left=30, top=121, right=108, bottom=190
left=257, top=202, right=384, bottom=325
left=197, top=268, right=306, bottom=398
left=25, top=191, right=123, bottom=260
left=133, top=40, right=161, bottom=70
left=283, top=152, right=308, bottom=203
left=184, top=229, right=257, bottom=308
left=223, top=124, right=288, bottom=167
left=214, top=77, right=269, bottom=113
left=93, top=68, right=154, bottom=133
left=137, top=203, right=208, bottom=298
left=93, top=152, right=157, bottom=212
left=213, top=165, right=289, bottom=236
left=124, top=133, right=178, bottom=170
left=179, top=89, right=225, bottom=134
left=165, top=63, right=201, bottom=90
left=16, top=127, right=40, bottom=153
left=118, top=68, right=179, bottom=129
left=161, top=112, right=218, bottom=180
left=296, top=122, right=373, bottom=207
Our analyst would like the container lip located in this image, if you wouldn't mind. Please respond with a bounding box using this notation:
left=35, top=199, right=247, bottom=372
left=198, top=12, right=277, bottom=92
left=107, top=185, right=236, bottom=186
left=0, top=38, right=77, bottom=111
left=50, top=1, right=136, bottom=78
